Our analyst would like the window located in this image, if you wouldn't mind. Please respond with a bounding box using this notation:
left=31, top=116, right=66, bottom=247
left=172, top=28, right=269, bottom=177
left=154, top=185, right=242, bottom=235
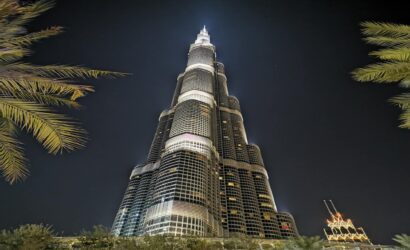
left=260, top=203, right=273, bottom=208
left=258, top=194, right=270, bottom=199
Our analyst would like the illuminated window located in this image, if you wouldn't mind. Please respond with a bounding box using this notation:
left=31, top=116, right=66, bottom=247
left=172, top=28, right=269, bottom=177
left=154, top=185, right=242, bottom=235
left=228, top=197, right=237, bottom=201
left=230, top=210, right=238, bottom=215
left=227, top=182, right=235, bottom=187
left=260, top=203, right=273, bottom=208
left=258, top=194, right=270, bottom=199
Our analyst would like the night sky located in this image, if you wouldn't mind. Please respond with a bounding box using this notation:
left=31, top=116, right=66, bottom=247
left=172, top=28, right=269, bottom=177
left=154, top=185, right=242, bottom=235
left=1, top=0, right=409, bottom=245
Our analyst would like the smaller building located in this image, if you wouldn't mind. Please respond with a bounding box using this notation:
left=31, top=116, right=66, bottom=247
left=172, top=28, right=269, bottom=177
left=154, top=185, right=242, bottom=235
left=323, top=200, right=372, bottom=244
left=276, top=212, right=299, bottom=238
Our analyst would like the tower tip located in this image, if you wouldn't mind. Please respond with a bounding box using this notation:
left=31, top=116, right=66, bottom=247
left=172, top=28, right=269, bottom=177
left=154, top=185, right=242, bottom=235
left=195, top=25, right=211, bottom=45
left=201, top=25, right=208, bottom=33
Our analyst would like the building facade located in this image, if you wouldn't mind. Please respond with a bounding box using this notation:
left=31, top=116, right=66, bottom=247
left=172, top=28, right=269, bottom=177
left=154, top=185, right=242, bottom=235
left=112, top=27, right=298, bottom=239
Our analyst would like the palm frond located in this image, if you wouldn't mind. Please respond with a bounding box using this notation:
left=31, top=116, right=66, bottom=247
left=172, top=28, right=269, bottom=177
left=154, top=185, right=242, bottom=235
left=0, top=75, right=94, bottom=100
left=0, top=0, right=19, bottom=21
left=7, top=0, right=54, bottom=28
left=9, top=63, right=128, bottom=79
left=0, top=26, right=62, bottom=47
left=364, top=36, right=410, bottom=47
left=0, top=1, right=54, bottom=38
left=393, top=234, right=410, bottom=248
left=352, top=62, right=410, bottom=83
left=22, top=92, right=82, bottom=109
left=0, top=98, right=87, bottom=154
left=0, top=118, right=28, bottom=184
left=369, top=47, right=410, bottom=61
left=398, top=108, right=410, bottom=129
left=0, top=88, right=82, bottom=109
left=389, top=93, right=410, bottom=110
left=361, top=22, right=410, bottom=38
left=399, top=76, right=410, bottom=88
left=0, top=48, right=29, bottom=62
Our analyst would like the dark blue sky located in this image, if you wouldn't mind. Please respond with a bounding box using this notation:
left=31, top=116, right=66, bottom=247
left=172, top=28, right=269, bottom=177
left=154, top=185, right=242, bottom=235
left=1, top=0, right=409, bottom=244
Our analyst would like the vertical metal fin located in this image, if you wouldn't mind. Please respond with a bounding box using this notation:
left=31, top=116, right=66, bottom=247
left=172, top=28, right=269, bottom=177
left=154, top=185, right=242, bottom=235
left=323, top=200, right=334, bottom=216
left=329, top=200, right=339, bottom=214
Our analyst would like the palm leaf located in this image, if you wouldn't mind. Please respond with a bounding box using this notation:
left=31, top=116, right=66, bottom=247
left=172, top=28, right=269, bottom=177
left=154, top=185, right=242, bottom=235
left=0, top=88, right=82, bottom=109
left=364, top=36, right=410, bottom=47
left=0, top=1, right=19, bottom=21
left=0, top=98, right=87, bottom=154
left=20, top=92, right=82, bottom=109
left=0, top=1, right=54, bottom=38
left=369, top=47, right=410, bottom=61
left=389, top=93, right=410, bottom=109
left=8, top=63, right=128, bottom=79
left=352, top=62, right=410, bottom=83
left=0, top=118, right=28, bottom=184
left=0, top=48, right=29, bottom=62
left=0, top=26, right=62, bottom=47
left=393, top=234, right=410, bottom=248
left=361, top=22, right=410, bottom=38
left=0, top=75, right=94, bottom=100
left=4, top=0, right=54, bottom=29
left=397, top=108, right=410, bottom=129
left=399, top=76, right=410, bottom=88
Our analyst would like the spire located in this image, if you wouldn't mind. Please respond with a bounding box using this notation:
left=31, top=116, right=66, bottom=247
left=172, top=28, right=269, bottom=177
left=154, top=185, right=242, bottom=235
left=194, top=25, right=211, bottom=45
left=202, top=25, right=208, bottom=34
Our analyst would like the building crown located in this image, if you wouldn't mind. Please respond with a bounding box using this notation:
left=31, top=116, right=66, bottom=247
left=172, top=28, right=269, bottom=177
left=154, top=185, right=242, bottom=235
left=195, top=25, right=211, bottom=45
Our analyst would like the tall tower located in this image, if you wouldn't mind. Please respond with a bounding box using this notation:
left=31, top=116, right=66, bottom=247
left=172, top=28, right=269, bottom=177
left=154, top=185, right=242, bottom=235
left=112, top=27, right=298, bottom=239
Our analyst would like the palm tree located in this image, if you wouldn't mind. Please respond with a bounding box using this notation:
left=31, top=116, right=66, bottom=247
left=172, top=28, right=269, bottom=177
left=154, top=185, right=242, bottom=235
left=0, top=0, right=125, bottom=184
left=283, top=236, right=325, bottom=250
left=393, top=234, right=410, bottom=249
left=352, top=22, right=410, bottom=129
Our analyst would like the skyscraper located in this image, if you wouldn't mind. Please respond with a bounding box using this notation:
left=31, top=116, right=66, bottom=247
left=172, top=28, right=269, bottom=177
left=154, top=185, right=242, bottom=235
left=112, top=27, right=298, bottom=239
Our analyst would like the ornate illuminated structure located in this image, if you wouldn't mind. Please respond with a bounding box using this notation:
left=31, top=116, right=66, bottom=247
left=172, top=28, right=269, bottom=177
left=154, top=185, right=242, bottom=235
left=323, top=200, right=372, bottom=244
left=111, top=27, right=298, bottom=239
